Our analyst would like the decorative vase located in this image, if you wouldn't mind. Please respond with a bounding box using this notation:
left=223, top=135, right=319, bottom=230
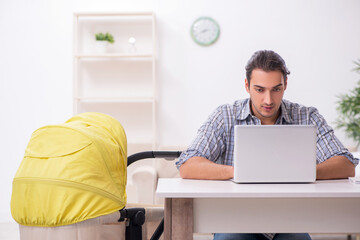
left=128, top=37, right=137, bottom=53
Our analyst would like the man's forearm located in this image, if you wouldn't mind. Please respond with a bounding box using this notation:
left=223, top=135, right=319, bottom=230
left=316, top=155, right=355, bottom=180
left=179, top=156, right=234, bottom=180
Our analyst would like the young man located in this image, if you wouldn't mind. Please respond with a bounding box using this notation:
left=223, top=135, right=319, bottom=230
left=176, top=50, right=358, bottom=240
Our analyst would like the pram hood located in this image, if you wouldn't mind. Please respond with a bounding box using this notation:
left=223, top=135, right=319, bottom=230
left=11, top=112, right=127, bottom=227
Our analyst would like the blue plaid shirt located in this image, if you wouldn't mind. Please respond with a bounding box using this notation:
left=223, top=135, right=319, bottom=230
left=176, top=98, right=359, bottom=240
left=177, top=98, right=358, bottom=168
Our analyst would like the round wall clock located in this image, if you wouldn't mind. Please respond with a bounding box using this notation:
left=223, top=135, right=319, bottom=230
left=190, top=16, right=220, bottom=46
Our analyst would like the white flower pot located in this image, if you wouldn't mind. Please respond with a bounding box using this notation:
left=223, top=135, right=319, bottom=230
left=95, top=41, right=108, bottom=53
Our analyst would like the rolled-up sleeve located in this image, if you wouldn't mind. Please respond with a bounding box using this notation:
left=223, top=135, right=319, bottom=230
left=309, top=108, right=359, bottom=166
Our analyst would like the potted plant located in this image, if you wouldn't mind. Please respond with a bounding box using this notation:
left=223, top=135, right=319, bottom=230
left=95, top=32, right=115, bottom=53
left=335, top=60, right=360, bottom=152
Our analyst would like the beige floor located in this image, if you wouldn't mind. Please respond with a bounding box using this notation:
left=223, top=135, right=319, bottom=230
left=0, top=222, right=357, bottom=240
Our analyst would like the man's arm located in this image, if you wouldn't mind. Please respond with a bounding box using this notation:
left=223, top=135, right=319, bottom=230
left=316, top=155, right=355, bottom=180
left=179, top=156, right=234, bottom=180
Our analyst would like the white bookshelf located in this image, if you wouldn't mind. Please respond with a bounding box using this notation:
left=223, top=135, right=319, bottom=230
left=73, top=12, right=157, bottom=155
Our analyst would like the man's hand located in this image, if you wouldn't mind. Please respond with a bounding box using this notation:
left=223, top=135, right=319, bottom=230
left=316, top=156, right=355, bottom=180
left=179, top=156, right=234, bottom=180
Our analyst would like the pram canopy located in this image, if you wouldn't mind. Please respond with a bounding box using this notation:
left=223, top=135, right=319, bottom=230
left=11, top=112, right=127, bottom=227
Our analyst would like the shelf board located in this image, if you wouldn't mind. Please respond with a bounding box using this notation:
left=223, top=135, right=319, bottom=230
left=76, top=97, right=154, bottom=103
left=75, top=53, right=153, bottom=59
left=74, top=12, right=154, bottom=17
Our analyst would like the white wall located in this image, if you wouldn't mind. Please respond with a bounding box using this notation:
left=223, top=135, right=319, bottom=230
left=156, top=0, right=360, bottom=148
left=1, top=0, right=360, bottom=222
left=0, top=0, right=155, bottom=222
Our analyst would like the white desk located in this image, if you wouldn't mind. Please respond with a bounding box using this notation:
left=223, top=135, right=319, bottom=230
left=156, top=178, right=360, bottom=240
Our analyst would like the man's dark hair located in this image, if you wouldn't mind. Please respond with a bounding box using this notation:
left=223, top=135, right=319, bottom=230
left=245, top=50, right=290, bottom=84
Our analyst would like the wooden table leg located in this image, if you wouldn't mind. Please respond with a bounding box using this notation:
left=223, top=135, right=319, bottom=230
left=164, top=198, right=172, bottom=240
left=164, top=198, right=193, bottom=240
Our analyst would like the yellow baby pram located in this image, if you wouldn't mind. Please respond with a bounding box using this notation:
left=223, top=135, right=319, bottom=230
left=11, top=112, right=180, bottom=240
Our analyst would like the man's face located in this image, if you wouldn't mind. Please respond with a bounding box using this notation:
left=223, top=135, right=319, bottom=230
left=245, top=69, right=287, bottom=125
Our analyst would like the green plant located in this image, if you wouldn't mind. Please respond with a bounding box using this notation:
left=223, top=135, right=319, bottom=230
left=335, top=60, right=360, bottom=149
left=95, top=32, right=114, bottom=44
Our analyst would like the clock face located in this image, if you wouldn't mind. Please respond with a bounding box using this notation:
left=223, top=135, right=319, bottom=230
left=191, top=17, right=220, bottom=46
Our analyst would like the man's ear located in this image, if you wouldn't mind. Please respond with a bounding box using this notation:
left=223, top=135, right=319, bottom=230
left=245, top=79, right=250, bottom=93
left=284, top=78, right=287, bottom=90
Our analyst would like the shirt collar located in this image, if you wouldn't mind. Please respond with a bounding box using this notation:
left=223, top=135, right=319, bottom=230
left=279, top=100, right=292, bottom=124
left=237, top=98, right=253, bottom=121
left=236, top=98, right=293, bottom=124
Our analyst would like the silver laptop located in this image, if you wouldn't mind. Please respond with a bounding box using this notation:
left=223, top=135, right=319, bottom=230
left=233, top=125, right=317, bottom=183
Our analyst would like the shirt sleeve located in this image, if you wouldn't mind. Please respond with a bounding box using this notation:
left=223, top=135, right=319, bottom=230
left=176, top=106, right=228, bottom=169
left=309, top=108, right=359, bottom=166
